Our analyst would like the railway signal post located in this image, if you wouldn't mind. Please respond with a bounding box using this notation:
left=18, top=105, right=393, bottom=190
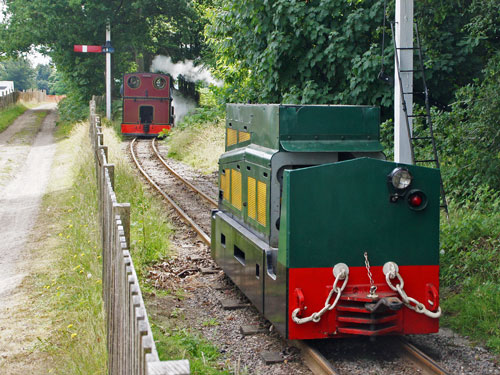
left=73, top=21, right=114, bottom=120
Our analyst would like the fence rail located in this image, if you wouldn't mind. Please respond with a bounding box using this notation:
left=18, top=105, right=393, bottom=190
left=0, top=89, right=60, bottom=110
left=89, top=100, right=190, bottom=375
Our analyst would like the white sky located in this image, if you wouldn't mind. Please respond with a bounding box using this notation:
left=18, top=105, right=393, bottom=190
left=27, top=49, right=52, bottom=67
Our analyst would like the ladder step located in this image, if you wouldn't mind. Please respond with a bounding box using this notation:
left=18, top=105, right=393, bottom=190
left=396, top=47, right=418, bottom=50
left=399, top=69, right=421, bottom=73
left=407, top=114, right=427, bottom=118
left=403, top=91, right=425, bottom=95
left=415, top=159, right=437, bottom=163
left=411, top=136, right=432, bottom=140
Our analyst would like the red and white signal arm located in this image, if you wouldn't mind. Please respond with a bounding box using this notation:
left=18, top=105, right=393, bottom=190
left=74, top=45, right=102, bottom=53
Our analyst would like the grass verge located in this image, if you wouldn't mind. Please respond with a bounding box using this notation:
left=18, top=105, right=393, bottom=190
left=101, top=125, right=228, bottom=373
left=440, top=201, right=500, bottom=354
left=17, top=122, right=107, bottom=374
left=163, top=107, right=225, bottom=174
left=0, top=103, right=29, bottom=133
left=152, top=324, right=229, bottom=375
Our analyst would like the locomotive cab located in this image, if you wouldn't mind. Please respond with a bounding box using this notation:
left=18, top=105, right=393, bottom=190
left=121, top=72, right=174, bottom=137
left=211, top=104, right=441, bottom=340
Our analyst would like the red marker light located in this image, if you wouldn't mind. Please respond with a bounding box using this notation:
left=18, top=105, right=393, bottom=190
left=409, top=194, right=423, bottom=207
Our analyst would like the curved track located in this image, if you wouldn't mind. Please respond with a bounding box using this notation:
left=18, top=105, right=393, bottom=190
left=129, top=138, right=450, bottom=375
left=130, top=138, right=211, bottom=244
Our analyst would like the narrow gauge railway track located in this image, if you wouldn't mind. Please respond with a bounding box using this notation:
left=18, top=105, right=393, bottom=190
left=129, top=138, right=449, bottom=375
left=130, top=138, right=213, bottom=244
left=295, top=336, right=450, bottom=375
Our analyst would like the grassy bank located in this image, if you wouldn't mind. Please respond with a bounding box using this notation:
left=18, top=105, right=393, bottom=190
left=0, top=103, right=29, bottom=132
left=440, top=201, right=500, bottom=354
left=163, top=107, right=225, bottom=174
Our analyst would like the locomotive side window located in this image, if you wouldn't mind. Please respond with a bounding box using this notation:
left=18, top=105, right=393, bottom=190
left=140, top=106, right=154, bottom=124
left=153, top=77, right=167, bottom=89
left=127, top=75, right=140, bottom=89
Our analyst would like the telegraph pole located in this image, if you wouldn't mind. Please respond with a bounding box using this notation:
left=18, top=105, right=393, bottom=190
left=394, top=0, right=413, bottom=164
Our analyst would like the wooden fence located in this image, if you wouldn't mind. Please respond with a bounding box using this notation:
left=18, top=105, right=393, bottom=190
left=0, top=89, right=53, bottom=110
left=0, top=91, right=20, bottom=110
left=89, top=100, right=190, bottom=375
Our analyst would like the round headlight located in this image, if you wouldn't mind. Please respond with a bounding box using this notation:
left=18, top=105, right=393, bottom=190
left=390, top=168, right=412, bottom=190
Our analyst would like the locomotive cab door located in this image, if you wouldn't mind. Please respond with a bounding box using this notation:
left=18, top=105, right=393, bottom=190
left=140, top=105, right=154, bottom=124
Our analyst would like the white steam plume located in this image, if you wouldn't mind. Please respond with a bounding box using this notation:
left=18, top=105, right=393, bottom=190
left=150, top=55, right=222, bottom=86
left=171, top=89, right=197, bottom=124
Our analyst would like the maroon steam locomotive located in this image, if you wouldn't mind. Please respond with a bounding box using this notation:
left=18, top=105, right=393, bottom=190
left=121, top=72, right=174, bottom=136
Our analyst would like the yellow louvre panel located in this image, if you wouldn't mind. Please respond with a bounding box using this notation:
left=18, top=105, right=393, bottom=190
left=220, top=170, right=229, bottom=201
left=224, top=170, right=230, bottom=201
left=238, top=131, right=251, bottom=143
left=231, top=169, right=242, bottom=210
left=226, top=128, right=238, bottom=147
left=247, top=177, right=256, bottom=219
left=257, top=180, right=267, bottom=226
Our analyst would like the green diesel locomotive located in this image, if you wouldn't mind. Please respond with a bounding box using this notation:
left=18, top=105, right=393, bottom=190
left=211, top=104, right=441, bottom=340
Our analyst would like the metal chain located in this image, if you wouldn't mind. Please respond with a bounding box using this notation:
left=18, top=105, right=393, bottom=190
left=292, top=266, right=349, bottom=325
left=364, top=252, right=378, bottom=298
left=384, top=262, right=442, bottom=319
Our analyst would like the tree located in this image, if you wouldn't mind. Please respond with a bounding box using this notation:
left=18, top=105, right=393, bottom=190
left=204, top=0, right=498, bottom=114
left=48, top=68, right=67, bottom=95
left=35, top=64, right=52, bottom=93
left=1, top=0, right=206, bottom=102
left=0, top=58, right=35, bottom=91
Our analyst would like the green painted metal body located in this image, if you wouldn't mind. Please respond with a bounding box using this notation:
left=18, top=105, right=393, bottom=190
left=277, top=158, right=440, bottom=269
left=225, top=104, right=383, bottom=153
left=212, top=104, right=441, bottom=339
left=220, top=104, right=384, bottom=239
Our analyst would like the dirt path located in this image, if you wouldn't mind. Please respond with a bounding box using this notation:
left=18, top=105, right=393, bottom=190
left=0, top=103, right=57, bottom=361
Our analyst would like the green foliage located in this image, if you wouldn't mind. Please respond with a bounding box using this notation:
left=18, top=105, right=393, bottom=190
left=0, top=103, right=28, bottom=133
left=433, top=52, right=500, bottom=202
left=205, top=0, right=392, bottom=106
left=203, top=0, right=497, bottom=113
left=440, top=199, right=500, bottom=289
left=164, top=88, right=225, bottom=172
left=1, top=0, right=207, bottom=102
left=439, top=195, right=500, bottom=353
left=0, top=58, right=35, bottom=90
left=57, top=96, right=89, bottom=124
left=151, top=325, right=229, bottom=375
left=48, top=69, right=68, bottom=95
left=35, top=64, right=52, bottom=93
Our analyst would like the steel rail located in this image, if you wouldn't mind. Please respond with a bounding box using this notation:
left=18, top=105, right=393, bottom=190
left=291, top=341, right=339, bottom=375
left=399, top=337, right=450, bottom=375
left=151, top=138, right=218, bottom=207
left=130, top=138, right=211, bottom=246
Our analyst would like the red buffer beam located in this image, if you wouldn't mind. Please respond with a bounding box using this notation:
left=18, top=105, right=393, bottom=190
left=74, top=45, right=102, bottom=53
